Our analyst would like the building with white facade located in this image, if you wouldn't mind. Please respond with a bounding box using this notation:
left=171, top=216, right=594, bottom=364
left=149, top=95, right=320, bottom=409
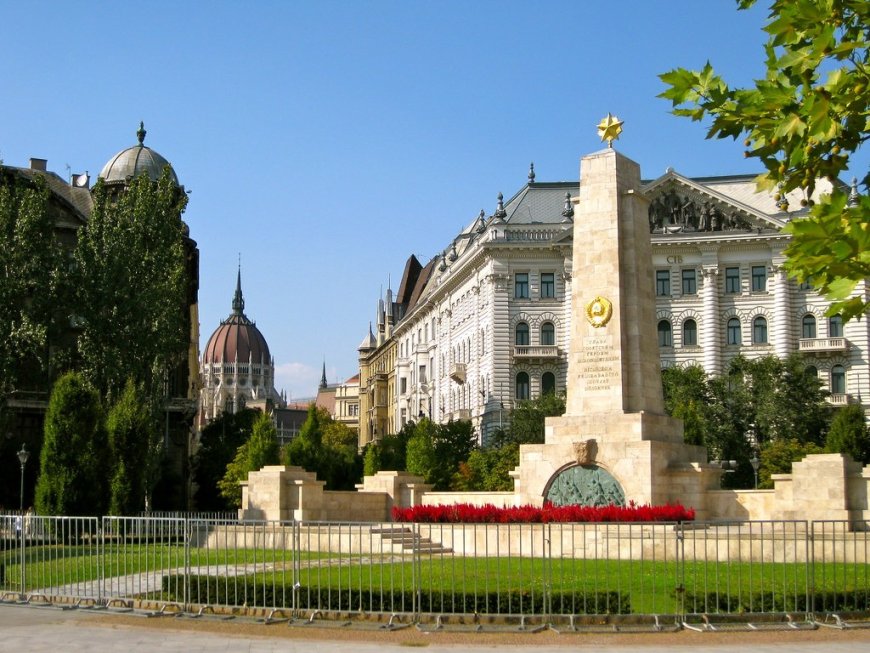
left=360, top=162, right=868, bottom=446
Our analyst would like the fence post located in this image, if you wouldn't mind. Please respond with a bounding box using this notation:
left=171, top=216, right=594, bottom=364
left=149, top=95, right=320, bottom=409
left=675, top=521, right=685, bottom=621
left=413, top=521, right=421, bottom=620
left=183, top=518, right=191, bottom=612
left=18, top=515, right=25, bottom=596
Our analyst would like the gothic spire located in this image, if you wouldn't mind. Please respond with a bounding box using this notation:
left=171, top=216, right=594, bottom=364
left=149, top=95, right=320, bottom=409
left=320, top=360, right=328, bottom=389
left=232, top=265, right=245, bottom=315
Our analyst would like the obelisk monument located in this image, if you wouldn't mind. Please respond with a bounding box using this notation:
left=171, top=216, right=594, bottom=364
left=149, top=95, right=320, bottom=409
left=512, top=117, right=715, bottom=508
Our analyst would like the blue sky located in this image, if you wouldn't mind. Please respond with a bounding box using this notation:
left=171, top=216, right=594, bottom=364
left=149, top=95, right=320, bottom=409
left=2, top=1, right=865, bottom=399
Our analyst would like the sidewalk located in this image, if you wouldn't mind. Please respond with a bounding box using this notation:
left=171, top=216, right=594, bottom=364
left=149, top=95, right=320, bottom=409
left=2, top=603, right=870, bottom=652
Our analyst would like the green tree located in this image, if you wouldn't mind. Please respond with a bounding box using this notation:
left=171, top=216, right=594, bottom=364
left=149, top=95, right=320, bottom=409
left=283, top=404, right=324, bottom=473
left=34, top=372, right=108, bottom=515
left=758, top=437, right=824, bottom=488
left=456, top=442, right=519, bottom=492
left=0, top=170, right=70, bottom=409
left=362, top=423, right=412, bottom=476
left=218, top=412, right=280, bottom=507
left=825, top=403, right=870, bottom=464
left=193, top=408, right=258, bottom=511
left=660, top=0, right=870, bottom=320
left=404, top=418, right=438, bottom=483
left=319, top=420, right=363, bottom=490
left=507, top=393, right=566, bottom=444
left=662, top=364, right=713, bottom=447
left=107, top=379, right=153, bottom=515
left=74, top=168, right=189, bottom=401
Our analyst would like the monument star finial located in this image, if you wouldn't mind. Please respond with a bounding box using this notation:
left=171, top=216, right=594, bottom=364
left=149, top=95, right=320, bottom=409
left=597, top=113, right=624, bottom=148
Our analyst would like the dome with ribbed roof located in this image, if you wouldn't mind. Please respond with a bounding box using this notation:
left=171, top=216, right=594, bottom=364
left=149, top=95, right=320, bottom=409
left=202, top=270, right=271, bottom=365
left=99, top=122, right=179, bottom=186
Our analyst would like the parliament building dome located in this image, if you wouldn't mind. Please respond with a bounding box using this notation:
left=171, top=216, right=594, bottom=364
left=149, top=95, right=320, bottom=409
left=202, top=271, right=270, bottom=366
left=98, top=122, right=179, bottom=186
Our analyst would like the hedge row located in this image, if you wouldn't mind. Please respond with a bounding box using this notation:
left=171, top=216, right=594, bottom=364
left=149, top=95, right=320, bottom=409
left=162, top=575, right=630, bottom=615
left=681, top=589, right=870, bottom=613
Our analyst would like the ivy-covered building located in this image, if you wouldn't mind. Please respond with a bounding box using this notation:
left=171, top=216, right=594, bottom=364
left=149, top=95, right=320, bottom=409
left=0, top=124, right=200, bottom=509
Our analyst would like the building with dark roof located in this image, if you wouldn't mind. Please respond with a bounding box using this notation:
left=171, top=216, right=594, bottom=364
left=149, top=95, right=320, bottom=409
left=360, top=160, right=868, bottom=445
left=200, top=269, right=284, bottom=421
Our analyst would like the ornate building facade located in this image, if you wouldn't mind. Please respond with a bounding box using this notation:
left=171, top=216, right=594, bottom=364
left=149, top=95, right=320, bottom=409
left=359, top=162, right=868, bottom=447
left=200, top=269, right=284, bottom=422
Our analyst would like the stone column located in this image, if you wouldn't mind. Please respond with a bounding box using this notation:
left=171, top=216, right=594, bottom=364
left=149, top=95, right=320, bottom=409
left=771, top=263, right=793, bottom=357
left=701, top=266, right=722, bottom=375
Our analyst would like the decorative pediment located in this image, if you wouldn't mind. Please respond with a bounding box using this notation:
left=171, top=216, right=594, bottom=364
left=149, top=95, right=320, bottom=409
left=643, top=171, right=787, bottom=236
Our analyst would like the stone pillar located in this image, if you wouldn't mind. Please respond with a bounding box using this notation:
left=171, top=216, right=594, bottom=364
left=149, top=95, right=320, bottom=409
left=771, top=262, right=793, bottom=357
left=701, top=266, right=722, bottom=375
left=563, top=148, right=663, bottom=417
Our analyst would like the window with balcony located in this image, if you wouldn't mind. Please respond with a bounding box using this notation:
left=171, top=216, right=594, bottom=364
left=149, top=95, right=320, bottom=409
left=516, top=372, right=530, bottom=400
left=540, top=272, right=555, bottom=298
left=515, top=273, right=529, bottom=298
left=725, top=267, right=740, bottom=293
left=542, top=372, right=556, bottom=395
left=541, top=322, right=555, bottom=346
left=657, top=320, right=672, bottom=347
left=681, top=269, right=697, bottom=295
left=751, top=265, right=767, bottom=292
left=831, top=365, right=846, bottom=394
left=515, top=322, right=529, bottom=346
left=753, top=316, right=768, bottom=344
left=656, top=270, right=670, bottom=296
left=727, top=318, right=742, bottom=345
left=802, top=314, right=817, bottom=339
left=683, top=319, right=697, bottom=347
left=829, top=314, right=843, bottom=338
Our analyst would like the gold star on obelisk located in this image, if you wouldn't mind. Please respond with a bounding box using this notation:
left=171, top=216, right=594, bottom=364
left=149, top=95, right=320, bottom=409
left=597, top=113, right=624, bottom=148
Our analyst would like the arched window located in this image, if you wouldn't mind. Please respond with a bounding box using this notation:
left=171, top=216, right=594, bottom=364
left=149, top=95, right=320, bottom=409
left=802, top=314, right=816, bottom=339
left=541, top=322, right=555, bottom=346
left=753, top=316, right=768, bottom=344
left=542, top=372, right=556, bottom=395
left=727, top=318, right=742, bottom=345
left=515, top=322, right=529, bottom=346
left=657, top=320, right=672, bottom=347
left=831, top=365, right=846, bottom=394
left=516, top=372, right=530, bottom=400
left=683, top=319, right=697, bottom=347
left=804, top=365, right=818, bottom=378
left=829, top=314, right=843, bottom=338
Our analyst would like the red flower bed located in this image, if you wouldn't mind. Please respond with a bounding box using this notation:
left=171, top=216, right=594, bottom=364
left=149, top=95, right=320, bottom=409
left=391, top=501, right=694, bottom=524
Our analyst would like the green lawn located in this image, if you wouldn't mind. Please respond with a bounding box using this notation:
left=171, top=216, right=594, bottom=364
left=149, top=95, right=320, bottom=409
left=2, top=543, right=868, bottom=616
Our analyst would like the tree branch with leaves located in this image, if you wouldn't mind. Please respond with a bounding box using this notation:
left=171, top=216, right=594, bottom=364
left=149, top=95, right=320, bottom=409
left=660, top=0, right=869, bottom=320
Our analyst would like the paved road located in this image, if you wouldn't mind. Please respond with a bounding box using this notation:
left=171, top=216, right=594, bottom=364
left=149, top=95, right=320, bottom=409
left=2, top=603, right=870, bottom=652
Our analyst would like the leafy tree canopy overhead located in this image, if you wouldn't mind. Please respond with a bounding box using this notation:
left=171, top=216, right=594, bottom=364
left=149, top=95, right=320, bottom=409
left=660, top=0, right=869, bottom=321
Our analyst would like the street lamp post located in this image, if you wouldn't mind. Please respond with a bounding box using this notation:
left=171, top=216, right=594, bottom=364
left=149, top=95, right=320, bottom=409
left=17, top=444, right=29, bottom=512
left=750, top=454, right=760, bottom=490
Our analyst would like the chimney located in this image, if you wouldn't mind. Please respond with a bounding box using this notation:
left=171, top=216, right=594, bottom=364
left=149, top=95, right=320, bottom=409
left=71, top=172, right=90, bottom=189
left=29, top=158, right=47, bottom=172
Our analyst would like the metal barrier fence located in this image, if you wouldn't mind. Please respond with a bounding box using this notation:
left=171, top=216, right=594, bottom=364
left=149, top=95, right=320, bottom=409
left=1, top=517, right=868, bottom=623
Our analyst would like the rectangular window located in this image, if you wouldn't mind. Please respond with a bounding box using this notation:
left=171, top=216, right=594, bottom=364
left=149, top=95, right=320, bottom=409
left=400, top=377, right=407, bottom=394
left=655, top=270, right=671, bottom=296
left=419, top=365, right=427, bottom=384
left=725, top=267, right=740, bottom=293
left=681, top=269, right=697, bottom=295
left=540, top=272, right=555, bottom=298
left=515, top=273, right=529, bottom=299
left=751, top=265, right=767, bottom=292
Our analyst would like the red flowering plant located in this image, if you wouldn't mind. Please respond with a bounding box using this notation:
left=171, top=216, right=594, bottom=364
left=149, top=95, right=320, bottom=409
left=391, top=501, right=694, bottom=524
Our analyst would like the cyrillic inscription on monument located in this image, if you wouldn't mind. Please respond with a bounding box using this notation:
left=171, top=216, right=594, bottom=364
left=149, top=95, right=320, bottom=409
left=578, top=335, right=618, bottom=392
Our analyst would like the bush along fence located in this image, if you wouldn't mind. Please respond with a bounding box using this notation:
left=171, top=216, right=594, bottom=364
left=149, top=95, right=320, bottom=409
left=0, top=515, right=868, bottom=624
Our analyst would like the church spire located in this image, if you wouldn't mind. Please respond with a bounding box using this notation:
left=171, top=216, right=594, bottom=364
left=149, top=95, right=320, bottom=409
left=319, top=360, right=328, bottom=389
left=232, top=264, right=245, bottom=315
